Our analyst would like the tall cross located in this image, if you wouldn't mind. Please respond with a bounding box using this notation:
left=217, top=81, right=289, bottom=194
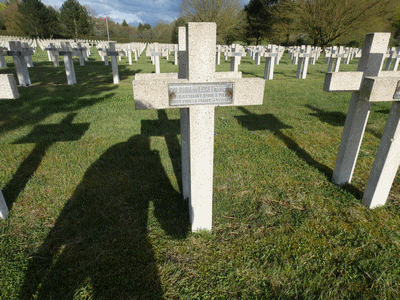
left=133, top=23, right=265, bottom=231
left=8, top=41, right=32, bottom=87
left=324, top=32, right=400, bottom=208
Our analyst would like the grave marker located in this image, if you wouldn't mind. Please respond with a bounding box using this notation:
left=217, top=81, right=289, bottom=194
left=8, top=41, right=31, bottom=87
left=100, top=42, right=122, bottom=83
left=59, top=42, right=77, bottom=85
left=263, top=45, right=278, bottom=80
left=296, top=45, right=312, bottom=79
left=0, top=47, right=7, bottom=68
left=133, top=23, right=265, bottom=231
left=0, top=74, right=19, bottom=99
left=324, top=32, right=400, bottom=208
left=152, top=52, right=162, bottom=74
left=0, top=190, right=8, bottom=220
left=45, top=43, right=60, bottom=67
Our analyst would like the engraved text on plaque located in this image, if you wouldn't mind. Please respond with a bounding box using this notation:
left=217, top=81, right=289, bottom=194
left=169, top=82, right=234, bottom=106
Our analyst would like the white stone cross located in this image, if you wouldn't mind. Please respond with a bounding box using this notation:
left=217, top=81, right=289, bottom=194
left=327, top=46, right=345, bottom=72
left=151, top=52, right=162, bottom=73
left=0, top=46, right=7, bottom=68
left=263, top=45, right=278, bottom=80
left=296, top=45, right=312, bottom=79
left=0, top=74, right=19, bottom=100
left=0, top=189, right=8, bottom=220
left=45, top=43, right=60, bottom=67
left=21, top=42, right=34, bottom=68
left=59, top=42, right=77, bottom=85
left=7, top=41, right=32, bottom=87
left=100, top=43, right=122, bottom=84
left=73, top=42, right=86, bottom=66
left=384, top=47, right=400, bottom=71
left=324, top=32, right=400, bottom=208
left=229, top=48, right=245, bottom=73
left=133, top=23, right=265, bottom=231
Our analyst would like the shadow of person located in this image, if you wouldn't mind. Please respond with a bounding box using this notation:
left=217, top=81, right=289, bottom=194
left=19, top=135, right=189, bottom=299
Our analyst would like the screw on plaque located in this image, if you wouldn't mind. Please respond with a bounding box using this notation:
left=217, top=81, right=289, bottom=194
left=226, top=88, right=233, bottom=98
left=169, top=90, right=176, bottom=101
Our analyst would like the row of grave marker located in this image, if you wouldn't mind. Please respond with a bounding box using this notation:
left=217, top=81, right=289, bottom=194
left=133, top=26, right=400, bottom=231
left=1, top=29, right=400, bottom=230
left=2, top=37, right=398, bottom=91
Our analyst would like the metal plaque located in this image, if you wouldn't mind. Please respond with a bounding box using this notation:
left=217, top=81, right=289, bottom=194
left=168, top=82, right=234, bottom=106
left=394, top=81, right=400, bottom=100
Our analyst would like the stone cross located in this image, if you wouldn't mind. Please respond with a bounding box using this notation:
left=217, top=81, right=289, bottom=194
left=296, top=45, right=312, bottom=79
left=324, top=32, right=400, bottom=208
left=21, top=42, right=34, bottom=68
left=0, top=47, right=7, bottom=68
left=327, top=46, right=345, bottom=72
left=263, top=45, right=278, bottom=80
left=0, top=74, right=19, bottom=99
left=0, top=190, right=8, bottom=220
left=384, top=47, right=400, bottom=71
left=59, top=42, right=77, bottom=85
left=73, top=42, right=86, bottom=66
left=8, top=41, right=32, bottom=87
left=45, top=43, right=60, bottom=67
left=132, top=23, right=265, bottom=231
left=100, top=42, right=122, bottom=84
left=216, top=45, right=222, bottom=65
left=151, top=52, right=162, bottom=73
left=229, top=46, right=245, bottom=72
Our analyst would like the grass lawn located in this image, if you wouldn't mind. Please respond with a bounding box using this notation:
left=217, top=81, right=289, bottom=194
left=1, top=44, right=400, bottom=299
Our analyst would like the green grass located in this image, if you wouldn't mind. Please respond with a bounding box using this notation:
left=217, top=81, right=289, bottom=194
left=1, top=46, right=400, bottom=299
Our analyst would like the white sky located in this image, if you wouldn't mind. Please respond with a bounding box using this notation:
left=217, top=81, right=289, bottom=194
left=41, top=0, right=251, bottom=26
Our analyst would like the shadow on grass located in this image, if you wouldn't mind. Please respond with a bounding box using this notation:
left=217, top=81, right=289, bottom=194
left=236, top=107, right=364, bottom=200
left=0, top=59, right=135, bottom=138
left=3, top=113, right=90, bottom=213
left=306, top=104, right=384, bottom=140
left=141, top=110, right=182, bottom=192
left=235, top=106, right=333, bottom=177
left=306, top=104, right=346, bottom=126
left=19, top=134, right=189, bottom=299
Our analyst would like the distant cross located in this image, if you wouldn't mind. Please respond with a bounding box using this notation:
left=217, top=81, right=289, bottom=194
left=100, top=42, right=122, bottom=84
left=133, top=23, right=265, bottom=231
left=263, top=45, right=278, bottom=80
left=45, top=43, right=60, bottom=67
left=296, top=45, right=312, bottom=79
left=0, top=46, right=8, bottom=68
left=324, top=32, right=400, bottom=208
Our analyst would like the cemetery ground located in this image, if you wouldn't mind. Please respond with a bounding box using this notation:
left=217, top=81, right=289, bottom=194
left=1, top=45, right=400, bottom=299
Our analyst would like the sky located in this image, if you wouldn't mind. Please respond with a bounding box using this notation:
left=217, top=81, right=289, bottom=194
left=40, top=0, right=251, bottom=27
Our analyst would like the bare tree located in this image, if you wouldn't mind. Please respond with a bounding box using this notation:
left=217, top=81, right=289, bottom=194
left=297, top=0, right=398, bottom=47
left=179, top=0, right=245, bottom=44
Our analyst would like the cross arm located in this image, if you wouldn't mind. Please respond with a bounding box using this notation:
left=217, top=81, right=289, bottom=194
left=133, top=73, right=265, bottom=110
left=359, top=74, right=400, bottom=102
left=323, top=72, right=364, bottom=92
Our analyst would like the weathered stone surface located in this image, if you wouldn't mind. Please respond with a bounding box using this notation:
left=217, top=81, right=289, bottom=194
left=0, top=74, right=19, bottom=99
